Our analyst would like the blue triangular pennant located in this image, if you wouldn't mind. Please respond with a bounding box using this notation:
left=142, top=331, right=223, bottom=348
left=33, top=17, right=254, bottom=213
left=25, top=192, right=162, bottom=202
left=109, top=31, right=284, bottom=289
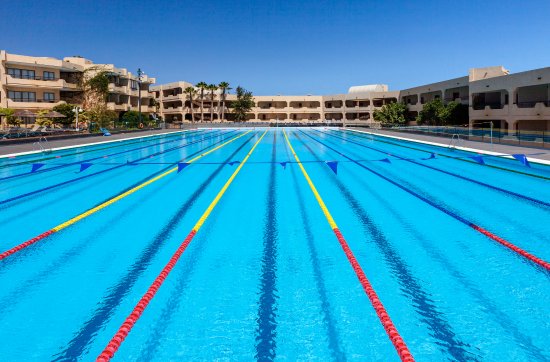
left=228, top=161, right=241, bottom=166
left=470, top=155, right=485, bottom=165
left=380, top=158, right=391, bottom=163
left=177, top=163, right=190, bottom=173
left=79, top=163, right=93, bottom=172
left=423, top=153, right=436, bottom=160
left=326, top=161, right=338, bottom=175
left=512, top=154, right=531, bottom=168
left=280, top=162, right=288, bottom=169
left=31, top=163, right=45, bottom=173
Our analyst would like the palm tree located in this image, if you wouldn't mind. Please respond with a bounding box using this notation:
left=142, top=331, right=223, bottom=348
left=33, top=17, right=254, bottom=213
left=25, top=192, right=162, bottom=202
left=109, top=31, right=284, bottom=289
left=207, top=84, right=217, bottom=122
left=184, top=86, right=197, bottom=123
left=218, top=82, right=231, bottom=122
left=195, top=82, right=207, bottom=122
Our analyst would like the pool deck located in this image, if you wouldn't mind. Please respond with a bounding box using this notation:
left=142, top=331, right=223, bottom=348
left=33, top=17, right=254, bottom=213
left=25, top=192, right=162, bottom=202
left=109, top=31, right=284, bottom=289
left=347, top=127, right=550, bottom=164
left=0, top=129, right=184, bottom=157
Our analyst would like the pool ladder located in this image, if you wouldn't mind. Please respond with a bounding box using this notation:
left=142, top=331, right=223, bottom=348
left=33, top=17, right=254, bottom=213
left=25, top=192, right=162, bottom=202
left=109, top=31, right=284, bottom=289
left=33, top=137, right=51, bottom=153
left=448, top=134, right=465, bottom=150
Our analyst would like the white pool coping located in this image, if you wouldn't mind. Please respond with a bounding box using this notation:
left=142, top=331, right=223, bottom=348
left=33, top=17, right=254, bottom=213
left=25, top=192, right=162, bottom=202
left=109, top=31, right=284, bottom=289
left=0, top=129, right=191, bottom=159
left=344, top=128, right=550, bottom=166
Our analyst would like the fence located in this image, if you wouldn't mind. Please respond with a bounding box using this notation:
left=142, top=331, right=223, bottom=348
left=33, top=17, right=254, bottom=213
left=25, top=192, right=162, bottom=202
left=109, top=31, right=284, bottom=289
left=391, top=125, right=550, bottom=148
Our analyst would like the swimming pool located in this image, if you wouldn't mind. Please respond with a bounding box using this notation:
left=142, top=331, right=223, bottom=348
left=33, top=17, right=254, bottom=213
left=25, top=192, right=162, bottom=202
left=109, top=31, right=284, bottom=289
left=0, top=128, right=549, bottom=361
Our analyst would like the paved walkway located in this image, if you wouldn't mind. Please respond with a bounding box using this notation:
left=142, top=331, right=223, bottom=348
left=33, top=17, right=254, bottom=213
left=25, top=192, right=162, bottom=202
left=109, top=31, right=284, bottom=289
left=0, top=129, right=184, bottom=156
left=348, top=128, right=550, bottom=162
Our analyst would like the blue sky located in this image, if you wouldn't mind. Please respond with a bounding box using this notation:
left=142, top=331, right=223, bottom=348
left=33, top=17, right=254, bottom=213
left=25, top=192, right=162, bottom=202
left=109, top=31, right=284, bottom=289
left=1, top=0, right=549, bottom=95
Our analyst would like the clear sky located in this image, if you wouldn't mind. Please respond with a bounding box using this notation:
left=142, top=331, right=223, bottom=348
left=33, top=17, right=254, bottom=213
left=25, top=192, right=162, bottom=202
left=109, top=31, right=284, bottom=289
left=1, top=0, right=549, bottom=95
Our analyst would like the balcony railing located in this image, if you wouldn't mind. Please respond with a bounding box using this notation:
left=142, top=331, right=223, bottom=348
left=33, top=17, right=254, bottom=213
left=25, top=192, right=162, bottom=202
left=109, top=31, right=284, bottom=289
left=8, top=74, right=58, bottom=81
left=444, top=96, right=469, bottom=102
left=472, top=102, right=504, bottom=110
left=9, top=98, right=58, bottom=103
left=516, top=100, right=550, bottom=108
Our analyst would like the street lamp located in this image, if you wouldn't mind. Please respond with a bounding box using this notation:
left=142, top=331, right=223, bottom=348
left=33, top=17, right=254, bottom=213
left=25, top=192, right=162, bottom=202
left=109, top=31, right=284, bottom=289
left=73, top=106, right=83, bottom=131
left=137, top=68, right=143, bottom=127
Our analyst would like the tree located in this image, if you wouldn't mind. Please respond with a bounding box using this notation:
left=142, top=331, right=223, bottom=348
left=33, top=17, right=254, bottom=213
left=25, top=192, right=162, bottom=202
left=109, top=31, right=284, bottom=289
left=78, top=66, right=110, bottom=110
left=417, top=99, right=469, bottom=126
left=35, top=110, right=53, bottom=127
left=373, top=102, right=408, bottom=126
left=0, top=108, right=18, bottom=127
left=218, top=82, right=231, bottom=122
left=151, top=98, right=160, bottom=115
left=52, top=103, right=78, bottom=126
left=231, top=86, right=255, bottom=122
left=121, top=110, right=142, bottom=128
left=417, top=99, right=445, bottom=126
left=184, top=86, right=197, bottom=123
left=442, top=101, right=469, bottom=126
left=195, top=82, right=207, bottom=122
left=207, top=84, right=217, bottom=122
left=86, top=105, right=117, bottom=129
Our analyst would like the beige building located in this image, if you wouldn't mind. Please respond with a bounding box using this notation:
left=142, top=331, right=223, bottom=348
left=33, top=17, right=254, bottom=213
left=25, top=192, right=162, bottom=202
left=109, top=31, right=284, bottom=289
left=0, top=50, right=156, bottom=127
left=154, top=65, right=549, bottom=134
left=2, top=49, right=548, bottom=134
left=152, top=82, right=399, bottom=125
left=469, top=67, right=550, bottom=135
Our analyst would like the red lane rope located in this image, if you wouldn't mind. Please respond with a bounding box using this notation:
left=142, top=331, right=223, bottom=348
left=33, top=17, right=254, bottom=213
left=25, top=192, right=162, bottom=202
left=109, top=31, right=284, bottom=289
left=300, top=130, right=550, bottom=272
left=0, top=230, right=55, bottom=260
left=333, top=228, right=414, bottom=361
left=471, top=225, right=550, bottom=270
left=96, top=230, right=197, bottom=361
left=96, top=131, right=267, bottom=361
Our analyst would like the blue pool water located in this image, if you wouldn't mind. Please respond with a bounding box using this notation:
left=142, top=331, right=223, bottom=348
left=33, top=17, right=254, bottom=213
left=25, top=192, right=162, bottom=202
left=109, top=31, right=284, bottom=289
left=0, top=128, right=549, bottom=361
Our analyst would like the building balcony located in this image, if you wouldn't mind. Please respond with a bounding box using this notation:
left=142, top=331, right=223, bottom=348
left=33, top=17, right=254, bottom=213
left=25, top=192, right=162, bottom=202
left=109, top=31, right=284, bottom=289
left=444, top=96, right=469, bottom=103
left=163, top=106, right=183, bottom=113
left=472, top=102, right=504, bottom=110
left=289, top=113, right=321, bottom=121
left=470, top=104, right=510, bottom=117
left=106, top=102, right=128, bottom=111
left=511, top=103, right=550, bottom=117
left=5, top=54, right=63, bottom=69
left=6, top=98, right=63, bottom=110
left=516, top=101, right=549, bottom=108
left=162, top=94, right=181, bottom=101
left=108, top=84, right=126, bottom=93
left=5, top=75, right=67, bottom=89
left=61, top=80, right=79, bottom=90
left=257, top=106, right=286, bottom=110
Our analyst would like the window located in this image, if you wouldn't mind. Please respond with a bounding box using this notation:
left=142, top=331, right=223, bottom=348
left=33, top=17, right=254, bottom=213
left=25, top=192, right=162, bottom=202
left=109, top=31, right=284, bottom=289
left=43, top=71, right=55, bottom=80
left=44, top=92, right=55, bottom=102
left=8, top=91, right=36, bottom=102
left=130, top=80, right=138, bottom=90
left=7, top=68, right=36, bottom=79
